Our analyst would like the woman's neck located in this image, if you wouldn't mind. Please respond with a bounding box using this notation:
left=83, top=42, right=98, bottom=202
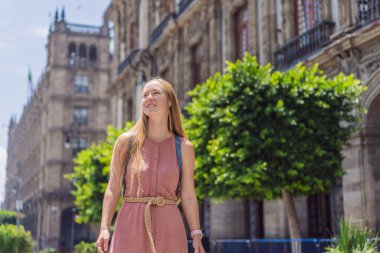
left=146, top=116, right=172, bottom=141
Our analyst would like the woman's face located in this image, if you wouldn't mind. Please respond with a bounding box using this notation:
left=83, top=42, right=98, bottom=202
left=142, top=80, right=171, bottom=117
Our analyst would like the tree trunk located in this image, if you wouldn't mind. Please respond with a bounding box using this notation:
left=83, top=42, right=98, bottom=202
left=282, top=188, right=302, bottom=253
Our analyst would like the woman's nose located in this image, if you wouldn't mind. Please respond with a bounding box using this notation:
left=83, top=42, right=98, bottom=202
left=147, top=93, right=154, bottom=100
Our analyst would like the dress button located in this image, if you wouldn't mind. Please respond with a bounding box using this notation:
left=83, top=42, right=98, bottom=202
left=153, top=170, right=157, bottom=174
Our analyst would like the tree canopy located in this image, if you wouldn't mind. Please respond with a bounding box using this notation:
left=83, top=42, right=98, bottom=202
left=184, top=54, right=365, bottom=201
left=65, top=123, right=133, bottom=224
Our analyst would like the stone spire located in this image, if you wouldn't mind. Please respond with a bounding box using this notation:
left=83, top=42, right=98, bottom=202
left=61, top=6, right=66, bottom=21
left=54, top=8, right=59, bottom=23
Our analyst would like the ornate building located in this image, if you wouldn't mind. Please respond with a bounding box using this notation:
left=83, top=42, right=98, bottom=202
left=103, top=0, right=380, bottom=242
left=3, top=10, right=111, bottom=251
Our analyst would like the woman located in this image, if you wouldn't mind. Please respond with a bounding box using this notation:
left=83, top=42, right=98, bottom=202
left=96, top=77, right=206, bottom=253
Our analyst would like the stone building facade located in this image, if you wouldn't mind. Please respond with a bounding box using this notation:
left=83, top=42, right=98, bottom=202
left=103, top=0, right=380, bottom=241
left=3, top=11, right=111, bottom=251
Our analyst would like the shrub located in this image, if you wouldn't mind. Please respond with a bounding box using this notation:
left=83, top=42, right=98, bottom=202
left=326, top=221, right=378, bottom=253
left=74, top=241, right=97, bottom=253
left=0, top=224, right=34, bottom=253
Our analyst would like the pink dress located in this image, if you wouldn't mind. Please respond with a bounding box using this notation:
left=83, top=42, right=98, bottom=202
left=110, top=135, right=188, bottom=253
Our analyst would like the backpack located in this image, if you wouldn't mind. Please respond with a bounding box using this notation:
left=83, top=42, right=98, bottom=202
left=122, top=135, right=182, bottom=198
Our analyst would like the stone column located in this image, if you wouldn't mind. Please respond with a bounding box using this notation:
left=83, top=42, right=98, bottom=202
left=281, top=0, right=297, bottom=42
left=342, top=131, right=376, bottom=231
left=331, top=0, right=340, bottom=31
left=207, top=1, right=222, bottom=75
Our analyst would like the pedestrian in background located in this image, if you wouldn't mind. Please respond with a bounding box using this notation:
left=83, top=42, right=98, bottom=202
left=96, top=77, right=205, bottom=253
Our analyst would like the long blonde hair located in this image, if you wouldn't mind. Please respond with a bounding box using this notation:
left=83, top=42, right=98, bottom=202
left=122, top=77, right=187, bottom=196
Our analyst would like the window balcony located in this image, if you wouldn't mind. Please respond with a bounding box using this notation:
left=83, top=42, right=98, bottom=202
left=178, top=0, right=194, bottom=16
left=117, top=48, right=141, bottom=75
left=274, top=21, right=335, bottom=70
left=149, top=13, right=176, bottom=45
left=357, top=0, right=380, bottom=26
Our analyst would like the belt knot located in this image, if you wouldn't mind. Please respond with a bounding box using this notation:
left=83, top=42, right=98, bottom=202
left=150, top=196, right=165, bottom=206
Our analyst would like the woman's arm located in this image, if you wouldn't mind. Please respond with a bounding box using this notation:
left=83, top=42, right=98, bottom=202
left=180, top=140, right=205, bottom=253
left=97, top=133, right=130, bottom=252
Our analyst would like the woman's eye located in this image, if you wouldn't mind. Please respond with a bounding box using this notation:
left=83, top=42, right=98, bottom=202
left=154, top=91, right=160, bottom=95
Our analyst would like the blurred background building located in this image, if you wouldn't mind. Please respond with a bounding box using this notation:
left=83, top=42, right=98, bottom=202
left=3, top=0, right=380, bottom=252
left=3, top=9, right=111, bottom=251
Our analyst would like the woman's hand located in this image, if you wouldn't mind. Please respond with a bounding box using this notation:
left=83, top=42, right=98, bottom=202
left=96, top=228, right=111, bottom=253
left=192, top=235, right=206, bottom=253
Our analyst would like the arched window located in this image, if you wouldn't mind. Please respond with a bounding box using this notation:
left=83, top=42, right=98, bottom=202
left=68, top=42, right=76, bottom=57
left=79, top=43, right=87, bottom=59
left=89, top=45, right=97, bottom=61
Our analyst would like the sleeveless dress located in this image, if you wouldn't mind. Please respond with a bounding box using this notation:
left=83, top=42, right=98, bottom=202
left=110, top=135, right=188, bottom=253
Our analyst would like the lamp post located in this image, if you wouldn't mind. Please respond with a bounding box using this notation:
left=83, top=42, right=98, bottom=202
left=8, top=173, right=23, bottom=229
left=63, top=121, right=82, bottom=155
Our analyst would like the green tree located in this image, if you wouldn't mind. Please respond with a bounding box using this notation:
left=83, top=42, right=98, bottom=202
left=65, top=122, right=134, bottom=224
left=0, top=224, right=34, bottom=253
left=184, top=54, right=365, bottom=240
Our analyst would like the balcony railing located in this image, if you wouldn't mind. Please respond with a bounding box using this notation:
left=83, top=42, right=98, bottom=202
left=66, top=23, right=102, bottom=34
left=149, top=13, right=176, bottom=45
left=117, top=48, right=141, bottom=75
left=274, top=21, right=335, bottom=70
left=178, top=0, right=194, bottom=16
left=357, top=0, right=380, bottom=25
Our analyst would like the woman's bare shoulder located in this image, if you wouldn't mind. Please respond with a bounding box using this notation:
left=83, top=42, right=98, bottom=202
left=115, top=131, right=136, bottom=146
left=179, top=137, right=194, bottom=153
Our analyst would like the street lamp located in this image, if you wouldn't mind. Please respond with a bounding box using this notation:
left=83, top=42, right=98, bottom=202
left=63, top=121, right=82, bottom=155
left=7, top=173, right=23, bottom=229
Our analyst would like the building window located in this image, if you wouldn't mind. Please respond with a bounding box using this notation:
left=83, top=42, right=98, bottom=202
left=307, top=193, right=332, bottom=237
left=68, top=42, right=77, bottom=65
left=303, top=0, right=320, bottom=31
left=74, top=107, right=88, bottom=124
left=128, top=99, right=133, bottom=121
left=72, top=137, right=86, bottom=153
left=234, top=4, right=249, bottom=60
left=191, top=41, right=204, bottom=86
left=166, top=0, right=173, bottom=12
left=108, top=21, right=115, bottom=55
left=130, top=22, right=138, bottom=49
left=68, top=42, right=76, bottom=57
left=295, top=0, right=320, bottom=34
left=74, top=75, right=89, bottom=93
left=89, top=45, right=97, bottom=61
left=79, top=43, right=87, bottom=59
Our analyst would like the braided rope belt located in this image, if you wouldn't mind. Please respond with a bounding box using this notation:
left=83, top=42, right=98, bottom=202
left=124, top=196, right=179, bottom=253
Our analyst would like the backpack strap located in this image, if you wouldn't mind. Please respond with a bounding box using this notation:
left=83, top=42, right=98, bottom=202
left=123, top=137, right=134, bottom=197
left=175, top=135, right=182, bottom=198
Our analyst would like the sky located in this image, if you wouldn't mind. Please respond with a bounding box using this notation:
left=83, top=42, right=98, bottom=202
left=0, top=0, right=111, bottom=205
